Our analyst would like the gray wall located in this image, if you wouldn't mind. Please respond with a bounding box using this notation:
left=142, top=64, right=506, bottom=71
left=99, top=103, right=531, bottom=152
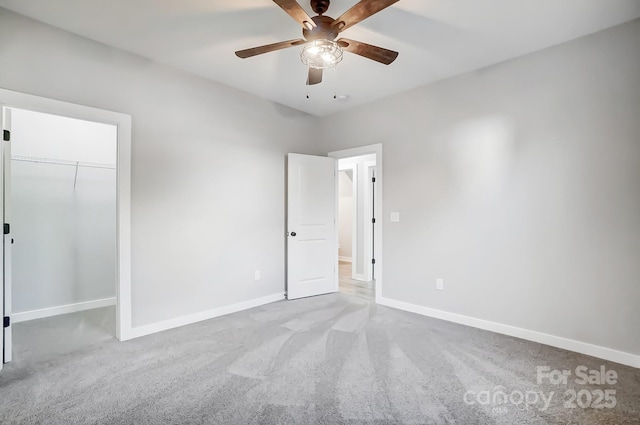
left=317, top=19, right=640, bottom=356
left=0, top=8, right=320, bottom=327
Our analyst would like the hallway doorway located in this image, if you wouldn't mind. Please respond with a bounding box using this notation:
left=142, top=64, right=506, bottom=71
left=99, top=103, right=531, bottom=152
left=337, top=154, right=376, bottom=300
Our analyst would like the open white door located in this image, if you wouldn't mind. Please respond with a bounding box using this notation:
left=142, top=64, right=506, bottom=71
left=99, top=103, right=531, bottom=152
left=1, top=106, right=11, bottom=365
left=287, top=153, right=338, bottom=300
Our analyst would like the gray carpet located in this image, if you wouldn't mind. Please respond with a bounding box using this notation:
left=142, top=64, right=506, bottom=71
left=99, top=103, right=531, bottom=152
left=1, top=293, right=639, bottom=424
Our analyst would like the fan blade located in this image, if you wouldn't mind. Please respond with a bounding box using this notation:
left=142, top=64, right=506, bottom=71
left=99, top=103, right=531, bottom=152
left=337, top=38, right=398, bottom=64
left=332, top=0, right=399, bottom=33
left=307, top=67, right=323, bottom=85
left=235, top=39, right=306, bottom=58
left=273, top=0, right=316, bottom=30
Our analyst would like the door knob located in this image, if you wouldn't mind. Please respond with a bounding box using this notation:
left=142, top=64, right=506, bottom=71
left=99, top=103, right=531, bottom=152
left=290, top=232, right=297, bottom=237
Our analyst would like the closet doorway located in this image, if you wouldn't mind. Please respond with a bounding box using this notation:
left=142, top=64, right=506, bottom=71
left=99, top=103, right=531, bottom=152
left=8, top=108, right=118, bottom=362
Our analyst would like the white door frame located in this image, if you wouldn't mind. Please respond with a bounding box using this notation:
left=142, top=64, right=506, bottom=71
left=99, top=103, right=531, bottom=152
left=363, top=160, right=376, bottom=282
left=329, top=144, right=383, bottom=302
left=0, top=88, right=133, bottom=341
left=2, top=107, right=13, bottom=364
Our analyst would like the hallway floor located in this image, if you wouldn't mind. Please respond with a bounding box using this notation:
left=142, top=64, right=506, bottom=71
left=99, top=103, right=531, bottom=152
left=338, top=260, right=374, bottom=299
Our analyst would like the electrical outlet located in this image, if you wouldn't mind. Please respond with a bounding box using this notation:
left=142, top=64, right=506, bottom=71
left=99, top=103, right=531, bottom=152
left=436, top=278, right=444, bottom=290
left=254, top=270, right=261, bottom=281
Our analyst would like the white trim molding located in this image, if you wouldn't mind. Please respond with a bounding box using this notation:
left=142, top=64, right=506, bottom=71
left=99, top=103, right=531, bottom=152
left=128, top=293, right=285, bottom=339
left=378, top=297, right=640, bottom=369
left=13, top=297, right=116, bottom=323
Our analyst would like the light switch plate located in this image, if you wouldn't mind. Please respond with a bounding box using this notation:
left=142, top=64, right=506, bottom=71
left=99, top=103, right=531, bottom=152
left=390, top=212, right=400, bottom=222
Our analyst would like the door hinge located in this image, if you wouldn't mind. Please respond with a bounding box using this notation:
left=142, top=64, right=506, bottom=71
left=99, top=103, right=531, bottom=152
left=372, top=177, right=376, bottom=183
left=3, top=130, right=9, bottom=141
left=372, top=259, right=376, bottom=264
left=3, top=223, right=9, bottom=235
left=372, top=218, right=376, bottom=224
left=3, top=316, right=9, bottom=328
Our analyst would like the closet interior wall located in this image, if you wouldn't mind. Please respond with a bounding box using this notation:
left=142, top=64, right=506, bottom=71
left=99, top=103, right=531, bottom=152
left=10, top=108, right=117, bottom=319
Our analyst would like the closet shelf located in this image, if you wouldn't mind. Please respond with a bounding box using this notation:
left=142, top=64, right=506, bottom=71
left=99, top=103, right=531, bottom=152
left=11, top=155, right=115, bottom=170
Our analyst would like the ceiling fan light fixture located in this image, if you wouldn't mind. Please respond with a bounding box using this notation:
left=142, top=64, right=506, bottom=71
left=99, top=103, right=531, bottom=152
left=300, top=39, right=343, bottom=69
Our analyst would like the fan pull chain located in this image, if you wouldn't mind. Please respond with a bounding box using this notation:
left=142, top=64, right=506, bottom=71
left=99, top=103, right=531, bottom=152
left=332, top=66, right=337, bottom=99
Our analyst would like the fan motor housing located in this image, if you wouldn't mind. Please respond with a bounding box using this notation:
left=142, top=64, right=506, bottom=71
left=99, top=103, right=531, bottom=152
left=303, top=15, right=339, bottom=41
left=311, top=0, right=331, bottom=15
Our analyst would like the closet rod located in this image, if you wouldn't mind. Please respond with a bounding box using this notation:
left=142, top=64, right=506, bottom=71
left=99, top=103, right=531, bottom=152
left=11, top=155, right=115, bottom=170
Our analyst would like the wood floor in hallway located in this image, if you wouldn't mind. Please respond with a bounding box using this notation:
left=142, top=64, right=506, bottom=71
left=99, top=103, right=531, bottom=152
left=338, top=260, right=374, bottom=299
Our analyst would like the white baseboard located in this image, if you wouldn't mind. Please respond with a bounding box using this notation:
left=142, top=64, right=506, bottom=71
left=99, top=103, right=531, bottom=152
left=377, top=297, right=640, bottom=369
left=128, top=293, right=285, bottom=339
left=12, top=297, right=116, bottom=323
left=338, top=256, right=352, bottom=263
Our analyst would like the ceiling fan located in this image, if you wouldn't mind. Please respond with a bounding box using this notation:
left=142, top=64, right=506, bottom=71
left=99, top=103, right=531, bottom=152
left=235, top=0, right=399, bottom=85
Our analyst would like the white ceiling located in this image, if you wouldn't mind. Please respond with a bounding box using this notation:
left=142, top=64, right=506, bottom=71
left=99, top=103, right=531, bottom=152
left=1, top=0, right=639, bottom=116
